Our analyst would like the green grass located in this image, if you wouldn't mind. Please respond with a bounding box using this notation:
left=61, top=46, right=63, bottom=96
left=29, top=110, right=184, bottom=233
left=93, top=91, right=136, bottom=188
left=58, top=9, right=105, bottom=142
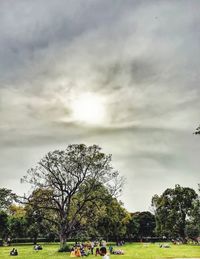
left=0, top=243, right=200, bottom=259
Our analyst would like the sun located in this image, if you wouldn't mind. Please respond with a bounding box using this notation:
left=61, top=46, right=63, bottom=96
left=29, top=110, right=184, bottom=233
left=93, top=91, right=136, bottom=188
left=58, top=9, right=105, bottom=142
left=71, top=93, right=106, bottom=125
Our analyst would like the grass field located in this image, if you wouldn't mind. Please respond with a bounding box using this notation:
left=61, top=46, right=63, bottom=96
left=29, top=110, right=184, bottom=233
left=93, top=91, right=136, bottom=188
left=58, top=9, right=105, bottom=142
left=0, top=243, right=200, bottom=259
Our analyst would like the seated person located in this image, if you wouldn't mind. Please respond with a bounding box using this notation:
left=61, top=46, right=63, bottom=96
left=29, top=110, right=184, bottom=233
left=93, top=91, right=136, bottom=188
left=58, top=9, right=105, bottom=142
left=160, top=244, right=170, bottom=248
left=70, top=248, right=76, bottom=257
left=81, top=248, right=85, bottom=256
left=34, top=244, right=43, bottom=250
left=113, top=249, right=124, bottom=255
left=95, top=248, right=100, bottom=256
left=75, top=248, right=81, bottom=257
left=163, top=244, right=170, bottom=248
left=10, top=248, right=18, bottom=256
left=100, top=247, right=110, bottom=259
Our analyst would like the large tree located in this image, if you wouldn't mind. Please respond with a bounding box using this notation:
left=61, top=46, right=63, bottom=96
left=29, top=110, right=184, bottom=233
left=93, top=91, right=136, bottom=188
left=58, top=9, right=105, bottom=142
left=21, top=144, right=124, bottom=248
left=152, top=185, right=198, bottom=242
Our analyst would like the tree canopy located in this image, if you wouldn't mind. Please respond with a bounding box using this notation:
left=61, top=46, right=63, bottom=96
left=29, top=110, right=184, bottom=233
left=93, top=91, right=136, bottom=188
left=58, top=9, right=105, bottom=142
left=21, top=144, right=124, bottom=248
left=132, top=211, right=155, bottom=239
left=0, top=188, right=17, bottom=211
left=152, top=184, right=198, bottom=242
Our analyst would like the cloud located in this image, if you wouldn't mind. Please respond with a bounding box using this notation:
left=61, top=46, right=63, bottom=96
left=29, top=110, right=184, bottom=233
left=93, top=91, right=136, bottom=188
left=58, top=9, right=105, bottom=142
left=0, top=0, right=200, bottom=211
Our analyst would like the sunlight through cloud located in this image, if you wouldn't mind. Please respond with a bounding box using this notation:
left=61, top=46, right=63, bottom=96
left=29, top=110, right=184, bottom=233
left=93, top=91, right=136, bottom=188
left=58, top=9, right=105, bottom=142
left=70, top=92, right=106, bottom=126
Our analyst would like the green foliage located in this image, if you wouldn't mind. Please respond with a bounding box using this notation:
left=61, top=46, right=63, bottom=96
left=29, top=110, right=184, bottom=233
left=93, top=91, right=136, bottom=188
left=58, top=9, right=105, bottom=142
left=185, top=224, right=199, bottom=240
left=21, top=144, right=124, bottom=248
left=126, top=213, right=140, bottom=239
left=25, top=194, right=55, bottom=244
left=8, top=205, right=26, bottom=217
left=8, top=216, right=27, bottom=238
left=186, top=193, right=200, bottom=240
left=152, top=184, right=198, bottom=241
left=0, top=210, right=9, bottom=239
left=129, top=211, right=156, bottom=239
left=96, top=198, right=131, bottom=240
left=0, top=188, right=16, bottom=211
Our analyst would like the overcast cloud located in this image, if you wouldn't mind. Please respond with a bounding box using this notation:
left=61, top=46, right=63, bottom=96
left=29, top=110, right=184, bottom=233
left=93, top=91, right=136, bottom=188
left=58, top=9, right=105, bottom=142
left=0, top=0, right=200, bottom=211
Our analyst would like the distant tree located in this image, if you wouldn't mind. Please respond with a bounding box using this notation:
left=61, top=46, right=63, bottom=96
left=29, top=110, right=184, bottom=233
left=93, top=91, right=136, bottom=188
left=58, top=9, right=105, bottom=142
left=95, top=197, right=131, bottom=241
left=25, top=189, right=60, bottom=244
left=8, top=216, right=27, bottom=238
left=126, top=213, right=140, bottom=240
left=152, top=185, right=198, bottom=242
left=21, top=144, right=124, bottom=249
left=8, top=205, right=26, bottom=218
left=0, top=211, right=9, bottom=239
left=0, top=190, right=20, bottom=241
left=185, top=224, right=199, bottom=241
left=6, top=205, right=27, bottom=239
left=0, top=188, right=16, bottom=211
left=186, top=185, right=200, bottom=240
left=131, top=211, right=156, bottom=240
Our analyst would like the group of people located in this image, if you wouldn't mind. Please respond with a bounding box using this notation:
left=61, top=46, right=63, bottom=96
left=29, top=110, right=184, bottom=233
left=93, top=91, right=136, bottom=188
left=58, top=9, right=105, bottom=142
left=70, top=241, right=125, bottom=258
left=9, top=241, right=123, bottom=257
left=70, top=241, right=95, bottom=257
left=70, top=241, right=110, bottom=258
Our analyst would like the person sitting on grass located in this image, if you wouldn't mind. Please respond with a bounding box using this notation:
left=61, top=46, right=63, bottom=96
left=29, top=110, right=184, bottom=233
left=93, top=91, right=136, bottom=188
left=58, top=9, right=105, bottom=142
left=10, top=248, right=18, bottom=256
left=70, top=247, right=76, bottom=257
left=112, top=249, right=124, bottom=255
left=34, top=244, right=43, bottom=250
left=159, top=244, right=170, bottom=248
left=81, top=247, right=90, bottom=256
left=95, top=247, right=101, bottom=256
left=75, top=247, right=81, bottom=257
left=100, top=247, right=110, bottom=259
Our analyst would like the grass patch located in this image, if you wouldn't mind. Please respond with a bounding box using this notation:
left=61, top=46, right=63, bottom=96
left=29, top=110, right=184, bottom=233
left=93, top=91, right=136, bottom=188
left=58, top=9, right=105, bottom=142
left=0, top=242, right=199, bottom=259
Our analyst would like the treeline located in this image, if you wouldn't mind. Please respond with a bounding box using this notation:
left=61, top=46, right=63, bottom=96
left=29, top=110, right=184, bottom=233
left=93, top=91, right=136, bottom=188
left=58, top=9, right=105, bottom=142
left=0, top=145, right=199, bottom=247
left=0, top=184, right=199, bottom=244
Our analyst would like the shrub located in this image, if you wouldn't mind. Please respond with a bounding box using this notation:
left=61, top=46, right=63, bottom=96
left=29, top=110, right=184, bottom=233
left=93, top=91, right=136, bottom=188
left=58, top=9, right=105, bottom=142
left=58, top=244, right=71, bottom=252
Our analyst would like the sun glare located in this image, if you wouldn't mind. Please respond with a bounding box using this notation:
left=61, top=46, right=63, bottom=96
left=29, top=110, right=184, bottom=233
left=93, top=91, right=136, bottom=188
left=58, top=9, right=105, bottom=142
left=71, top=93, right=106, bottom=125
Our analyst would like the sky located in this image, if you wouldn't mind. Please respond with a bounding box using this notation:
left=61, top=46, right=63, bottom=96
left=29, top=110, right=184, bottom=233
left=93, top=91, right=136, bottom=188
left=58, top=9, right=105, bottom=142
left=0, top=0, right=200, bottom=212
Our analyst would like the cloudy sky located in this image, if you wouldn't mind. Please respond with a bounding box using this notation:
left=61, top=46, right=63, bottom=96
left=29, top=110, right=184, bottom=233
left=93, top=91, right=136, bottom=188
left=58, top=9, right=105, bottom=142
left=0, top=0, right=200, bottom=212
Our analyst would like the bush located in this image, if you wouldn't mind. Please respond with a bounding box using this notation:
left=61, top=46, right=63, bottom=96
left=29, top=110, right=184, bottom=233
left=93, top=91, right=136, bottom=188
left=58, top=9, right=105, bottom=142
left=58, top=244, right=71, bottom=252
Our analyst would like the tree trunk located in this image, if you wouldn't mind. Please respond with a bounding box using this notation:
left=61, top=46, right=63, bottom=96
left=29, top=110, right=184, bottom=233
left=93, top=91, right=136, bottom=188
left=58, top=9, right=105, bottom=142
left=59, top=231, right=67, bottom=248
left=33, top=234, right=38, bottom=245
left=180, top=213, right=186, bottom=243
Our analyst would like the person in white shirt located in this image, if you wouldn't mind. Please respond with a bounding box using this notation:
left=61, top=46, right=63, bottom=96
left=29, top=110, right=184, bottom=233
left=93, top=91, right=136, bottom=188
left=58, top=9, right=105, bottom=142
left=100, top=247, right=110, bottom=259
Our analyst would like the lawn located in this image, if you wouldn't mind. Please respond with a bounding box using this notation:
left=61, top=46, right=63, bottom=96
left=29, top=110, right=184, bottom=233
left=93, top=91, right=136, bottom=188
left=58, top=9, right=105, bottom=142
left=0, top=243, right=200, bottom=259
